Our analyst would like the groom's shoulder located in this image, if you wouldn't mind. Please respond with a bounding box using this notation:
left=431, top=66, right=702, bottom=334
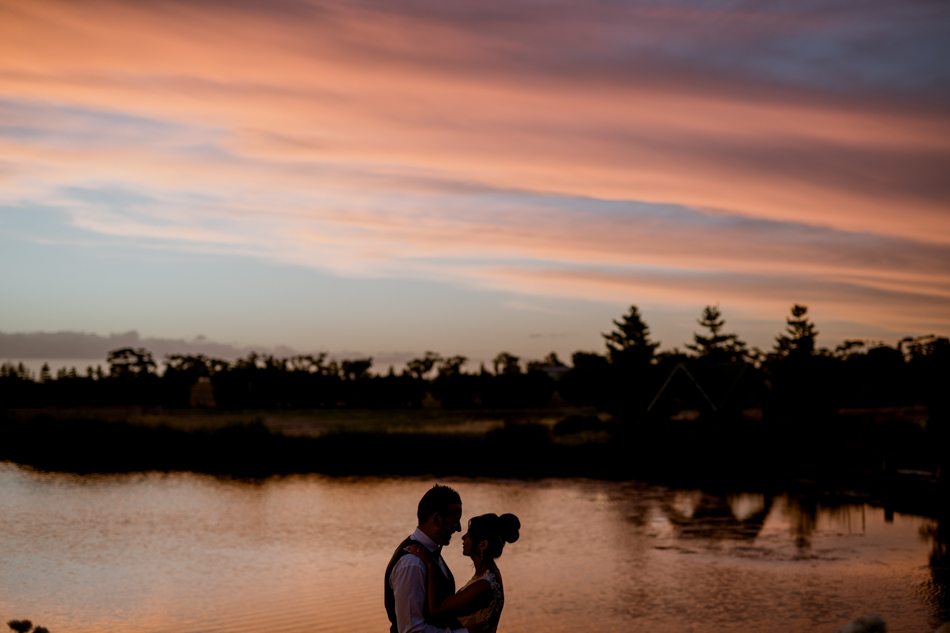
left=391, top=539, right=426, bottom=574
left=393, top=549, right=426, bottom=570
left=390, top=535, right=419, bottom=562
left=391, top=534, right=416, bottom=556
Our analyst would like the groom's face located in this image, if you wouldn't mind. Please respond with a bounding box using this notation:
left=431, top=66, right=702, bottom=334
left=435, top=504, right=463, bottom=546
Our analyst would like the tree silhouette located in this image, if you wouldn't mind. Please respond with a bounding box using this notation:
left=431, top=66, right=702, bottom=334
left=773, top=304, right=818, bottom=358
left=686, top=305, right=748, bottom=362
left=526, top=352, right=566, bottom=372
left=543, top=352, right=566, bottom=367
left=341, top=358, right=372, bottom=381
left=556, top=351, right=610, bottom=408
left=232, top=351, right=262, bottom=371
left=493, top=352, right=521, bottom=375
left=571, top=351, right=609, bottom=372
left=6, top=621, right=50, bottom=633
left=438, top=355, right=468, bottom=378
left=1, top=363, right=32, bottom=380
left=7, top=303, right=947, bottom=416
left=406, top=351, right=442, bottom=379
left=107, top=347, right=157, bottom=378
left=834, top=340, right=866, bottom=360
left=165, top=354, right=229, bottom=377
left=603, top=305, right=659, bottom=366
left=288, top=353, right=327, bottom=373
left=900, top=334, right=950, bottom=361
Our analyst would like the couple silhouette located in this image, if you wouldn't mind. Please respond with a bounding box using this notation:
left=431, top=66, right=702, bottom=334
left=384, top=485, right=520, bottom=633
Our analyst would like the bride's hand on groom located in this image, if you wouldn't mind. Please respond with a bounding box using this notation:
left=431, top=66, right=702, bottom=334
left=404, top=544, right=437, bottom=567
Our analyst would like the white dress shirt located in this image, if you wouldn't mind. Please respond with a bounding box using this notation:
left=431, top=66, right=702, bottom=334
left=389, top=527, right=468, bottom=633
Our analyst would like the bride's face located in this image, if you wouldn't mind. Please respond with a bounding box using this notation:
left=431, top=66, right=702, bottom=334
left=462, top=532, right=486, bottom=559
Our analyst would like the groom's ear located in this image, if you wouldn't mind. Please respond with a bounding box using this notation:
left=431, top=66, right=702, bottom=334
left=431, top=512, right=443, bottom=528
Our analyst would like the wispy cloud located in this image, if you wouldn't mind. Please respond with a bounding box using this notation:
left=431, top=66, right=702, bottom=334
left=1, top=0, right=948, bottom=336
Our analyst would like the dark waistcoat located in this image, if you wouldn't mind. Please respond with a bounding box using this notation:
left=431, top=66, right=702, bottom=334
left=385, top=535, right=460, bottom=633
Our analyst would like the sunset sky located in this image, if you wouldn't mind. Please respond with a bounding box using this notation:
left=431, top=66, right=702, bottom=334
left=2, top=0, right=949, bottom=367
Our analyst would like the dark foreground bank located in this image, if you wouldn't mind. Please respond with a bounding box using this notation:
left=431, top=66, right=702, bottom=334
left=1, top=408, right=945, bottom=510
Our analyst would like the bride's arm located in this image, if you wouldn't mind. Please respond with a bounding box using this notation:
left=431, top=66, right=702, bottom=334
left=426, top=575, right=491, bottom=618
left=404, top=545, right=492, bottom=617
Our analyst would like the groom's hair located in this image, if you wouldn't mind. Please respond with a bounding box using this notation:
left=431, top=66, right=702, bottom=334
left=417, top=484, right=462, bottom=524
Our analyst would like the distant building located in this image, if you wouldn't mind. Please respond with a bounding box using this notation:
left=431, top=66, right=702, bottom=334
left=189, top=376, right=217, bottom=408
left=541, top=366, right=571, bottom=381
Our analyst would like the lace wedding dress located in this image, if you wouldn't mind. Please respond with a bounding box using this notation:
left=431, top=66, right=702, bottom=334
left=457, top=570, right=504, bottom=633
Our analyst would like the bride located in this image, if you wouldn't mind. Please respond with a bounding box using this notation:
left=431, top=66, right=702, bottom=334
left=406, top=513, right=520, bottom=633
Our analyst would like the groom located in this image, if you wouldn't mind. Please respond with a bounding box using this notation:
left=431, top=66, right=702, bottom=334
left=385, top=484, right=468, bottom=633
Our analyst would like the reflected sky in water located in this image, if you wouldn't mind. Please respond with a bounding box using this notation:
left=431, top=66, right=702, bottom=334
left=0, top=462, right=944, bottom=633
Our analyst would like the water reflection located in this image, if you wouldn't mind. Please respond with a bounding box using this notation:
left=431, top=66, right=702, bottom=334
left=0, top=463, right=946, bottom=633
left=922, top=513, right=950, bottom=624
left=661, top=492, right=774, bottom=541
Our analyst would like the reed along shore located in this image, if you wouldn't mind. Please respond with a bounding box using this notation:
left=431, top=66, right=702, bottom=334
left=1, top=407, right=944, bottom=516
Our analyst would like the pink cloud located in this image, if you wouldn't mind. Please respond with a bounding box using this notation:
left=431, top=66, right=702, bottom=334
left=1, top=0, right=948, bottom=334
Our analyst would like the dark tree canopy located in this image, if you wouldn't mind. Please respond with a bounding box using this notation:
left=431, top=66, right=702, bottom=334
left=603, top=305, right=659, bottom=366
left=287, top=353, right=328, bottom=373
left=834, top=340, right=870, bottom=361
left=571, top=351, right=609, bottom=372
left=406, top=351, right=442, bottom=379
left=773, top=304, right=818, bottom=358
left=165, top=354, right=230, bottom=376
left=543, top=352, right=566, bottom=367
left=438, top=355, right=468, bottom=378
left=493, top=352, right=521, bottom=375
left=686, top=305, right=748, bottom=363
left=341, top=358, right=372, bottom=381
left=527, top=352, right=566, bottom=372
left=3, top=301, right=947, bottom=416
left=107, top=347, right=157, bottom=378
left=901, top=334, right=950, bottom=360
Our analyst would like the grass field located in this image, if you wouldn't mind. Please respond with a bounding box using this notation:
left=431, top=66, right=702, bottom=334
left=1, top=405, right=599, bottom=436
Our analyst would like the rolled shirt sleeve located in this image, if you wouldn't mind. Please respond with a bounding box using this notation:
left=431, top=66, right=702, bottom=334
left=390, top=555, right=467, bottom=633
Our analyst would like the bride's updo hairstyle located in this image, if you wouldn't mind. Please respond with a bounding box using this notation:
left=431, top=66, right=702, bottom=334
left=468, top=513, right=521, bottom=560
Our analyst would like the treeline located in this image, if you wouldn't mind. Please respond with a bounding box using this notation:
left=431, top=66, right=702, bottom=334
left=0, top=348, right=557, bottom=410
left=1, top=304, right=948, bottom=415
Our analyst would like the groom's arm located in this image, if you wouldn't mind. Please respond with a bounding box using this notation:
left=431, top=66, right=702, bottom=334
left=390, top=557, right=468, bottom=633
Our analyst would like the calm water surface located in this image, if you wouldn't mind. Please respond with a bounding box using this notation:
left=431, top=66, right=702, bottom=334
left=1, top=462, right=945, bottom=632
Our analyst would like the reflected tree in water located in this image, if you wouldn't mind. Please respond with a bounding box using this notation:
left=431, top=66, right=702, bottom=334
left=661, top=493, right=774, bottom=541
left=921, top=513, right=950, bottom=624
left=783, top=496, right=819, bottom=550
left=7, top=621, right=50, bottom=633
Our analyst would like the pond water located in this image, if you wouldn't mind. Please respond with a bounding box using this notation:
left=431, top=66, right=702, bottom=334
left=0, top=462, right=946, bottom=633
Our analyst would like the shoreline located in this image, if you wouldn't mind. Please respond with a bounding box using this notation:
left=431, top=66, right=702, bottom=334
left=1, top=407, right=944, bottom=517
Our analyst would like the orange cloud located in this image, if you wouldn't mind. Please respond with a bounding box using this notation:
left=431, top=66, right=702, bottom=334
left=1, top=0, right=948, bottom=334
